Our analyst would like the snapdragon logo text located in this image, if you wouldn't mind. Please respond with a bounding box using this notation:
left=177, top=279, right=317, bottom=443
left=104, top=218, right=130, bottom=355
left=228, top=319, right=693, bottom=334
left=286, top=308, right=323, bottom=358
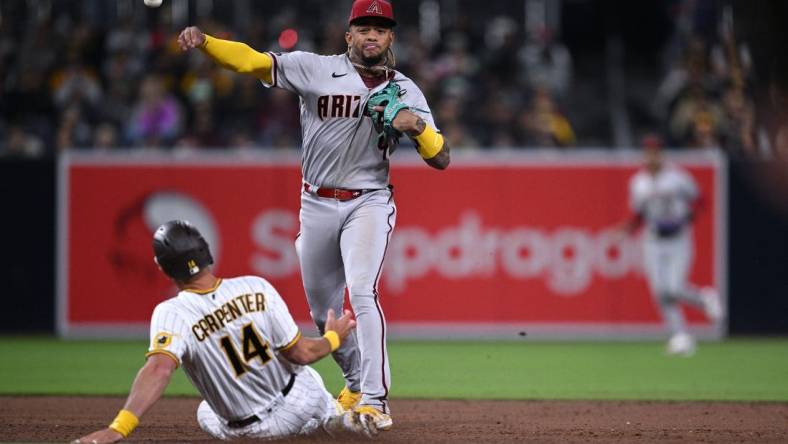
left=250, top=210, right=642, bottom=296
left=383, top=212, right=642, bottom=295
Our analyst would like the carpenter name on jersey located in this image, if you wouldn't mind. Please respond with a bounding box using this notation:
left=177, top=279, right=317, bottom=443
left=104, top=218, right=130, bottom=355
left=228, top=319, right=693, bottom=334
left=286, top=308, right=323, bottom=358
left=192, top=292, right=266, bottom=342
left=146, top=276, right=301, bottom=421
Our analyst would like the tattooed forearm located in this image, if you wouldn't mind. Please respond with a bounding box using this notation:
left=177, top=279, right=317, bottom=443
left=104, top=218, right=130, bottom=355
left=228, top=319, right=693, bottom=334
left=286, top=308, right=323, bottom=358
left=406, top=116, right=426, bottom=137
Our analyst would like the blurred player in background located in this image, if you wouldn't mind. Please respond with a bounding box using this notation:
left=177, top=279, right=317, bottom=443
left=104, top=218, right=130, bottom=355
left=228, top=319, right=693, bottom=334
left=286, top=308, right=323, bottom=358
left=73, top=220, right=378, bottom=443
left=176, top=0, right=451, bottom=430
left=621, top=136, right=723, bottom=356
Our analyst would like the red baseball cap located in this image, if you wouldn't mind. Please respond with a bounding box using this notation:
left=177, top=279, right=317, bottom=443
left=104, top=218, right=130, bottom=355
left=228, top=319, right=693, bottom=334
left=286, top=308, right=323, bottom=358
left=348, top=0, right=396, bottom=27
left=641, top=134, right=664, bottom=150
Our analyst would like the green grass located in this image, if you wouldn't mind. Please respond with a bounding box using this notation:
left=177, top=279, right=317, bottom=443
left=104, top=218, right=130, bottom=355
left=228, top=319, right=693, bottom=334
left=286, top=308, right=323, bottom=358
left=1, top=337, right=787, bottom=401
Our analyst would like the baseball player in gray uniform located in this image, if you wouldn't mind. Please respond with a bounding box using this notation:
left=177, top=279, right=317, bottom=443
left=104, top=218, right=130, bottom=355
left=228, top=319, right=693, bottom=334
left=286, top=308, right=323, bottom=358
left=177, top=0, right=450, bottom=429
left=621, top=137, right=722, bottom=356
left=73, top=220, right=379, bottom=443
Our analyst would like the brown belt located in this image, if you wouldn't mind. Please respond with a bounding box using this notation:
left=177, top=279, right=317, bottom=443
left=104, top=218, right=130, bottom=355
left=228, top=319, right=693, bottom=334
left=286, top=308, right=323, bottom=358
left=303, top=183, right=380, bottom=201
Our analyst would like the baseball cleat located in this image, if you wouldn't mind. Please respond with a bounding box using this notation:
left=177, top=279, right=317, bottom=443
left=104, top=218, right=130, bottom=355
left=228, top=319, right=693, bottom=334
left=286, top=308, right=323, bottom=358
left=323, top=410, right=379, bottom=438
left=336, top=386, right=362, bottom=412
left=700, top=287, right=723, bottom=322
left=666, top=333, right=696, bottom=357
left=354, top=405, right=393, bottom=431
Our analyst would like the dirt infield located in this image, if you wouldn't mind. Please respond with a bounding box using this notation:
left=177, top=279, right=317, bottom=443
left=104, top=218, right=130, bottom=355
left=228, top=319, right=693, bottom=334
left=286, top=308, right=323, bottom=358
left=1, top=396, right=786, bottom=443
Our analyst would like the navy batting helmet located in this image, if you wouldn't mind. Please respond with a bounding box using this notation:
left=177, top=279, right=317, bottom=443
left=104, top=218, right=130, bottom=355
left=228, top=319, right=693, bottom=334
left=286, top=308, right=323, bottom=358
left=152, top=220, right=214, bottom=281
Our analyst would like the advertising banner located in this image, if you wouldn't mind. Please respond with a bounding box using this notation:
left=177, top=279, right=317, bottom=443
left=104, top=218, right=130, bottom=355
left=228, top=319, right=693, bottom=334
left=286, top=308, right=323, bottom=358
left=58, top=151, right=726, bottom=339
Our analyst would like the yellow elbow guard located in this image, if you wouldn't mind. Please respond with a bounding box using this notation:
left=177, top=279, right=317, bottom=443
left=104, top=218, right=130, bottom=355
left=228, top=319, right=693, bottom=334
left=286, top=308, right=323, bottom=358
left=109, top=409, right=139, bottom=438
left=413, top=125, right=444, bottom=159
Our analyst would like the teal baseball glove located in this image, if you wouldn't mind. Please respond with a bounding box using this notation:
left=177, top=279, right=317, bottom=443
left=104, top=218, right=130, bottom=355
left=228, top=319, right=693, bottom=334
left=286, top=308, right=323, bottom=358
left=367, top=81, right=409, bottom=140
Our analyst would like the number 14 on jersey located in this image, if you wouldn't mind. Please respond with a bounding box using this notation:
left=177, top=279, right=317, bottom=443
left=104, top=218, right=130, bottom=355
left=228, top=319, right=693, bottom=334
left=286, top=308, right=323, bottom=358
left=219, top=323, right=273, bottom=377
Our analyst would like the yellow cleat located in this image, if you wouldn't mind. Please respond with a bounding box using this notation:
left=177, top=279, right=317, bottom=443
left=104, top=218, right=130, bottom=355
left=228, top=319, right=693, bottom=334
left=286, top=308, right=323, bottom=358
left=354, top=405, right=393, bottom=431
left=336, top=387, right=362, bottom=412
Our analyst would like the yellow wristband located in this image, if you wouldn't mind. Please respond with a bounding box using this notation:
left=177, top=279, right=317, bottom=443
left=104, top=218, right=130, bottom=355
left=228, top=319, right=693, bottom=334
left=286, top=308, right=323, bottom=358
left=109, top=409, right=139, bottom=438
left=323, top=330, right=341, bottom=352
left=413, top=125, right=444, bottom=159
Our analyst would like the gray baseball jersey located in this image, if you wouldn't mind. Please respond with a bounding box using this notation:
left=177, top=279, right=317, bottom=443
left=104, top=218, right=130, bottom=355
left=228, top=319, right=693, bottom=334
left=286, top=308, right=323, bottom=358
left=259, top=51, right=438, bottom=414
left=628, top=164, right=707, bottom=340
left=147, top=275, right=335, bottom=429
left=263, top=52, right=437, bottom=189
left=629, top=164, right=698, bottom=235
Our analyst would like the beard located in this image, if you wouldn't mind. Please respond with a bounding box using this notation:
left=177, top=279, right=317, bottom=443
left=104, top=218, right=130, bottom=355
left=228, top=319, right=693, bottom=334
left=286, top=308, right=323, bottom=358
left=352, top=46, right=386, bottom=66
left=362, top=53, right=384, bottom=66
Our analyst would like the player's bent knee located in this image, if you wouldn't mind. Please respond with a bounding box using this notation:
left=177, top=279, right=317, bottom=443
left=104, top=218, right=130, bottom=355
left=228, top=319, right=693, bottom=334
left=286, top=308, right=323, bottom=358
left=346, top=281, right=376, bottom=297
left=196, top=400, right=226, bottom=439
left=348, top=293, right=381, bottom=318
left=659, top=292, right=679, bottom=304
left=348, top=292, right=377, bottom=305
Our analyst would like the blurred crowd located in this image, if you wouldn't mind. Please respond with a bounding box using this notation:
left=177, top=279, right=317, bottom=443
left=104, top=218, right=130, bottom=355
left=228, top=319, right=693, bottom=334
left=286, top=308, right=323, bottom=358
left=653, top=24, right=766, bottom=157
left=0, top=0, right=774, bottom=158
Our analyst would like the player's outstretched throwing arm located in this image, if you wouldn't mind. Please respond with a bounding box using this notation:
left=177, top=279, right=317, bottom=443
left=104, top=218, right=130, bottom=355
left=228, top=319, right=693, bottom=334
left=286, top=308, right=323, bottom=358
left=178, top=26, right=273, bottom=83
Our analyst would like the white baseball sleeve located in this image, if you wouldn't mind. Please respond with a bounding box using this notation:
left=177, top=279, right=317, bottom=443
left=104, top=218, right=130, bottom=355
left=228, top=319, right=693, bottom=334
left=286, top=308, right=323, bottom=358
left=146, top=302, right=191, bottom=367
left=680, top=170, right=699, bottom=201
left=262, top=51, right=320, bottom=96
left=401, top=81, right=438, bottom=130
left=629, top=176, right=644, bottom=214
left=255, top=278, right=300, bottom=351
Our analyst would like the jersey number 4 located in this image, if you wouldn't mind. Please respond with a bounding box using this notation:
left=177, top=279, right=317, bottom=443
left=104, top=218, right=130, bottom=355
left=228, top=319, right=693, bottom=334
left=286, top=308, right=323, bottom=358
left=219, top=323, right=273, bottom=377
